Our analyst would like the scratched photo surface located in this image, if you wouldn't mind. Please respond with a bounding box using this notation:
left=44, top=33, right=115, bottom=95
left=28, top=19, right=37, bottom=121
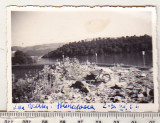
left=10, top=7, right=156, bottom=105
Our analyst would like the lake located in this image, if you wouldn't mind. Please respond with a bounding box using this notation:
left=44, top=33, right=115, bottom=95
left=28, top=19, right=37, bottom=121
left=35, top=52, right=153, bottom=67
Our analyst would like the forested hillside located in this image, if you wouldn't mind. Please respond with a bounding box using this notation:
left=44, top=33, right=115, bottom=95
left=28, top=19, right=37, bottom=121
left=43, top=35, right=152, bottom=58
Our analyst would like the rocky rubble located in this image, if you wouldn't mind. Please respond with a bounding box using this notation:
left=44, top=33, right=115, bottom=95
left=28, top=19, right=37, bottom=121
left=39, top=65, right=154, bottom=103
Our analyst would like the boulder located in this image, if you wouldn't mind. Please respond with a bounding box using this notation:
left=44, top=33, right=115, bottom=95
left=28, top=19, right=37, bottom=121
left=80, top=87, right=89, bottom=94
left=84, top=74, right=96, bottom=80
left=110, top=84, right=121, bottom=89
left=149, top=89, right=154, bottom=96
left=71, top=81, right=84, bottom=89
left=143, top=91, right=147, bottom=97
left=70, top=81, right=89, bottom=94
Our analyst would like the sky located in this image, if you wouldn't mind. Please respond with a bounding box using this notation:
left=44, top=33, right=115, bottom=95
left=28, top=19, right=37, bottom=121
left=11, top=8, right=152, bottom=47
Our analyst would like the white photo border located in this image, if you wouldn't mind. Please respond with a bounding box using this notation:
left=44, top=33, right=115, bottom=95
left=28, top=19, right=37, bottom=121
left=7, top=6, right=159, bottom=112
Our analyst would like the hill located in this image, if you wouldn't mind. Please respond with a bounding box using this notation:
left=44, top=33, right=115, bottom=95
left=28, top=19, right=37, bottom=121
left=43, top=35, right=152, bottom=58
left=12, top=43, right=63, bottom=56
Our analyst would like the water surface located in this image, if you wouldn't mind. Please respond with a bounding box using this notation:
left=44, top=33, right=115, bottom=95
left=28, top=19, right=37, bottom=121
left=36, top=52, right=153, bottom=67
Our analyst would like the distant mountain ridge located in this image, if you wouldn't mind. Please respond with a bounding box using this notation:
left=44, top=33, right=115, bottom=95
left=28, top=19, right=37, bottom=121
left=12, top=43, right=63, bottom=56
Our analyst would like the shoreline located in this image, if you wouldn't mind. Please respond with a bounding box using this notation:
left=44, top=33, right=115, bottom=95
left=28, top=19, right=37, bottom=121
left=12, top=63, right=152, bottom=69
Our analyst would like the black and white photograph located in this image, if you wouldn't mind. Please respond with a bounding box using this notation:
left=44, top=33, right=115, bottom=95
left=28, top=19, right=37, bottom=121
left=7, top=7, right=158, bottom=111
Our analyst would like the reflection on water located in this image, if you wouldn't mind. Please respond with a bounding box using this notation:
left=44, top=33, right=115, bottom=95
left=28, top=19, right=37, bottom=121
left=35, top=52, right=152, bottom=67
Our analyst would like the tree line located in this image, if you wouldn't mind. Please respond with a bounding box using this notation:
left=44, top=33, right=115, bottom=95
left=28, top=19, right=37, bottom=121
left=12, top=50, right=35, bottom=65
left=43, top=35, right=152, bottom=58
